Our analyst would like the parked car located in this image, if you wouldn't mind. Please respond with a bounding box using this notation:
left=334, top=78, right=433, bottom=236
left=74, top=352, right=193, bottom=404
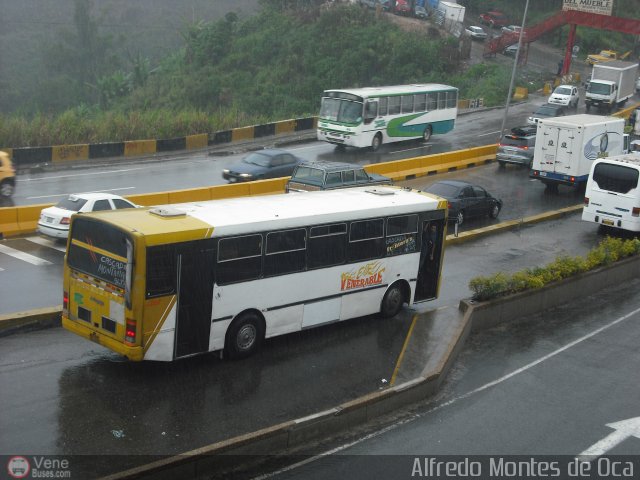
left=527, top=103, right=568, bottom=125
left=37, top=193, right=138, bottom=239
left=479, top=10, right=509, bottom=28
left=0, top=151, right=16, bottom=197
left=501, top=24, right=522, bottom=34
left=503, top=44, right=519, bottom=57
left=636, top=76, right=640, bottom=92
left=286, top=160, right=392, bottom=192
left=222, top=149, right=304, bottom=183
left=393, top=0, right=411, bottom=15
left=496, top=125, right=537, bottom=168
left=414, top=5, right=428, bottom=19
left=465, top=26, right=488, bottom=41
left=548, top=84, right=579, bottom=108
left=422, top=180, right=502, bottom=225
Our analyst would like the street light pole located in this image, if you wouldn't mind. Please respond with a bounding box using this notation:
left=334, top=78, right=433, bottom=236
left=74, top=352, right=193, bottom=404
left=498, top=0, right=531, bottom=143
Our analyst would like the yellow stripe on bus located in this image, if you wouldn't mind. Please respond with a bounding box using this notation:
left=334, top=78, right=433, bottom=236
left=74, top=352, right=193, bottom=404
left=70, top=238, right=128, bottom=263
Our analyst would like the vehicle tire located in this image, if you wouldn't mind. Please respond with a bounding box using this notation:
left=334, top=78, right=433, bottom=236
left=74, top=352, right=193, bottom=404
left=380, top=283, right=405, bottom=318
left=225, top=312, right=265, bottom=360
left=335, top=144, right=346, bottom=153
left=371, top=133, right=382, bottom=152
left=422, top=126, right=432, bottom=142
left=585, top=104, right=591, bottom=112
left=498, top=161, right=506, bottom=168
left=489, top=203, right=501, bottom=219
left=455, top=210, right=464, bottom=225
left=0, top=181, right=14, bottom=197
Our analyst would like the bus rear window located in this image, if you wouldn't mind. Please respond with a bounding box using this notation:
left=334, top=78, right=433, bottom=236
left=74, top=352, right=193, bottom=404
left=593, top=163, right=639, bottom=194
left=67, top=218, right=130, bottom=288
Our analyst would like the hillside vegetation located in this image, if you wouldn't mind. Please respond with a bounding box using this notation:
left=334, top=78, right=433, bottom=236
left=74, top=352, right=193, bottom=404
left=2, top=0, right=637, bottom=148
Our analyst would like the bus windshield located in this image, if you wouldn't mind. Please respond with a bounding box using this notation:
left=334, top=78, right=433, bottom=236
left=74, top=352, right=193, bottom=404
left=320, top=98, right=363, bottom=123
left=67, top=218, right=132, bottom=290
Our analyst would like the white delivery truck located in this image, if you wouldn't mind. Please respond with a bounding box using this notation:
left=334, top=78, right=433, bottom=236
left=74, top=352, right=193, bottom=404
left=530, top=114, right=629, bottom=190
left=582, top=153, right=640, bottom=232
left=585, top=60, right=639, bottom=113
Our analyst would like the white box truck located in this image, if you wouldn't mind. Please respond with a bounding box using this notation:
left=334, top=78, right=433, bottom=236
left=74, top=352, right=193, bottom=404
left=530, top=114, right=629, bottom=190
left=585, top=60, right=639, bottom=113
left=582, top=153, right=640, bottom=232
left=437, top=1, right=465, bottom=24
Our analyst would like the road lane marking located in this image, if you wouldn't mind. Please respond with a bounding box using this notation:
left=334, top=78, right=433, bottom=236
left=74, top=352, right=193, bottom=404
left=390, top=145, right=432, bottom=154
left=477, top=130, right=502, bottom=137
left=25, top=236, right=66, bottom=252
left=390, top=314, right=419, bottom=386
left=253, top=303, right=640, bottom=479
left=21, top=167, right=146, bottom=182
left=0, top=244, right=52, bottom=266
left=28, top=187, right=135, bottom=200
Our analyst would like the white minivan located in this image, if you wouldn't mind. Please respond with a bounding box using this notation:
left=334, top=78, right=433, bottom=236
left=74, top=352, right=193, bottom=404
left=582, top=154, right=640, bottom=232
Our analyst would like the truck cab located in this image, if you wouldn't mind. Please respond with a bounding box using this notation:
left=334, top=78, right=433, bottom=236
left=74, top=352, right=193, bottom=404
left=585, top=80, right=616, bottom=112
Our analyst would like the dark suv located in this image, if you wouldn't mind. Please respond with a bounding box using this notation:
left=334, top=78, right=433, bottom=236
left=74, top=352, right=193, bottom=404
left=496, top=125, right=537, bottom=168
left=286, top=161, right=392, bottom=192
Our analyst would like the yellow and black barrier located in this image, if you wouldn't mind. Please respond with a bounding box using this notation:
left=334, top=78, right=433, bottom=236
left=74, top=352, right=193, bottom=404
left=0, top=146, right=496, bottom=238
left=4, top=116, right=318, bottom=169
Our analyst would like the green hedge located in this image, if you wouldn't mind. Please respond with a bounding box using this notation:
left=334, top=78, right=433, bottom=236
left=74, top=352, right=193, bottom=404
left=469, top=236, right=640, bottom=301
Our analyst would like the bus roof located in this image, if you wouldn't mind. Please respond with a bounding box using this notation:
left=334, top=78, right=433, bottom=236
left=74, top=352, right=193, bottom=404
left=323, top=84, right=457, bottom=98
left=80, top=186, right=445, bottom=243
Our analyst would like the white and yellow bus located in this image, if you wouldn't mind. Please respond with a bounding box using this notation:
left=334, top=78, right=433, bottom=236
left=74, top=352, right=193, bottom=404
left=317, top=84, right=458, bottom=151
left=62, top=186, right=447, bottom=361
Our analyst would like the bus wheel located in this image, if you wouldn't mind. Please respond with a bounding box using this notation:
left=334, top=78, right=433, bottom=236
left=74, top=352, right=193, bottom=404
left=225, top=312, right=265, bottom=360
left=371, top=133, right=382, bottom=151
left=422, top=126, right=432, bottom=142
left=380, top=283, right=405, bottom=318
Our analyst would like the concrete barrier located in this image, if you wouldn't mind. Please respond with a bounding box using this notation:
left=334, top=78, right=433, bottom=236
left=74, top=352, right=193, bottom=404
left=124, top=140, right=156, bottom=157
left=52, top=144, right=90, bottom=163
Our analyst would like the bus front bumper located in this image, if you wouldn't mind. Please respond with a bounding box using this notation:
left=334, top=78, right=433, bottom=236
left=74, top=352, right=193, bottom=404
left=62, top=316, right=145, bottom=361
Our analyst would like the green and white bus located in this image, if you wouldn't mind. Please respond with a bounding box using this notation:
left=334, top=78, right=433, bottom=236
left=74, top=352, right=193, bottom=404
left=317, top=84, right=458, bottom=151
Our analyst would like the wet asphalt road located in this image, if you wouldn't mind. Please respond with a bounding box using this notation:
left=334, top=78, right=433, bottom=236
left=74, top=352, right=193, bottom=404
left=0, top=211, right=607, bottom=478
left=258, top=278, right=640, bottom=480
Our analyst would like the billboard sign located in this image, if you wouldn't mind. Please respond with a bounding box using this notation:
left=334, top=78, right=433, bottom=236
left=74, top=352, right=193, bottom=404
left=562, top=0, right=613, bottom=16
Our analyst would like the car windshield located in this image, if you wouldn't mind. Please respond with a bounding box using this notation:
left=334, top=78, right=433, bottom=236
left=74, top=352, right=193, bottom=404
left=535, top=106, right=559, bottom=116
left=319, top=98, right=363, bottom=123
left=243, top=152, right=273, bottom=167
left=56, top=197, right=88, bottom=211
left=470, top=27, right=481, bottom=33
left=588, top=82, right=612, bottom=95
left=425, top=183, right=460, bottom=198
left=555, top=87, right=571, bottom=95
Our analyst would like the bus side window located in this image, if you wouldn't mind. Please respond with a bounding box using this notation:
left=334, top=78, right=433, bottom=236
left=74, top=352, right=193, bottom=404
left=364, top=101, right=378, bottom=124
left=217, top=235, right=262, bottom=285
left=308, top=224, right=347, bottom=269
left=378, top=97, right=388, bottom=116
left=348, top=219, right=385, bottom=262
left=146, top=245, right=176, bottom=298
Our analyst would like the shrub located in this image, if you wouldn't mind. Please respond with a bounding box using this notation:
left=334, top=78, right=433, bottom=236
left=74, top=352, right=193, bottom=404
left=469, top=236, right=640, bottom=301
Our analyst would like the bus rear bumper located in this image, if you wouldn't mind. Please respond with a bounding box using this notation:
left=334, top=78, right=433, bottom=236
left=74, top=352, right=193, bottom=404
left=62, top=317, right=145, bottom=361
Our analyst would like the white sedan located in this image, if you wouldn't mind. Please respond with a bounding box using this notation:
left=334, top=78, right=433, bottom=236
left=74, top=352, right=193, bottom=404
left=465, top=26, right=488, bottom=41
left=501, top=25, right=522, bottom=34
left=37, top=192, right=138, bottom=239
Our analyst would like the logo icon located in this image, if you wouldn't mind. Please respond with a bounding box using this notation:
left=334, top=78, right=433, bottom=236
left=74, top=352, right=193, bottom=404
left=7, top=456, right=30, bottom=479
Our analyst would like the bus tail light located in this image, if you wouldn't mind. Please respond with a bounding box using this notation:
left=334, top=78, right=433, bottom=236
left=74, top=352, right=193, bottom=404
left=584, top=197, right=589, bottom=206
left=125, top=318, right=137, bottom=344
left=633, top=207, right=640, bottom=217
left=63, top=291, right=69, bottom=312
